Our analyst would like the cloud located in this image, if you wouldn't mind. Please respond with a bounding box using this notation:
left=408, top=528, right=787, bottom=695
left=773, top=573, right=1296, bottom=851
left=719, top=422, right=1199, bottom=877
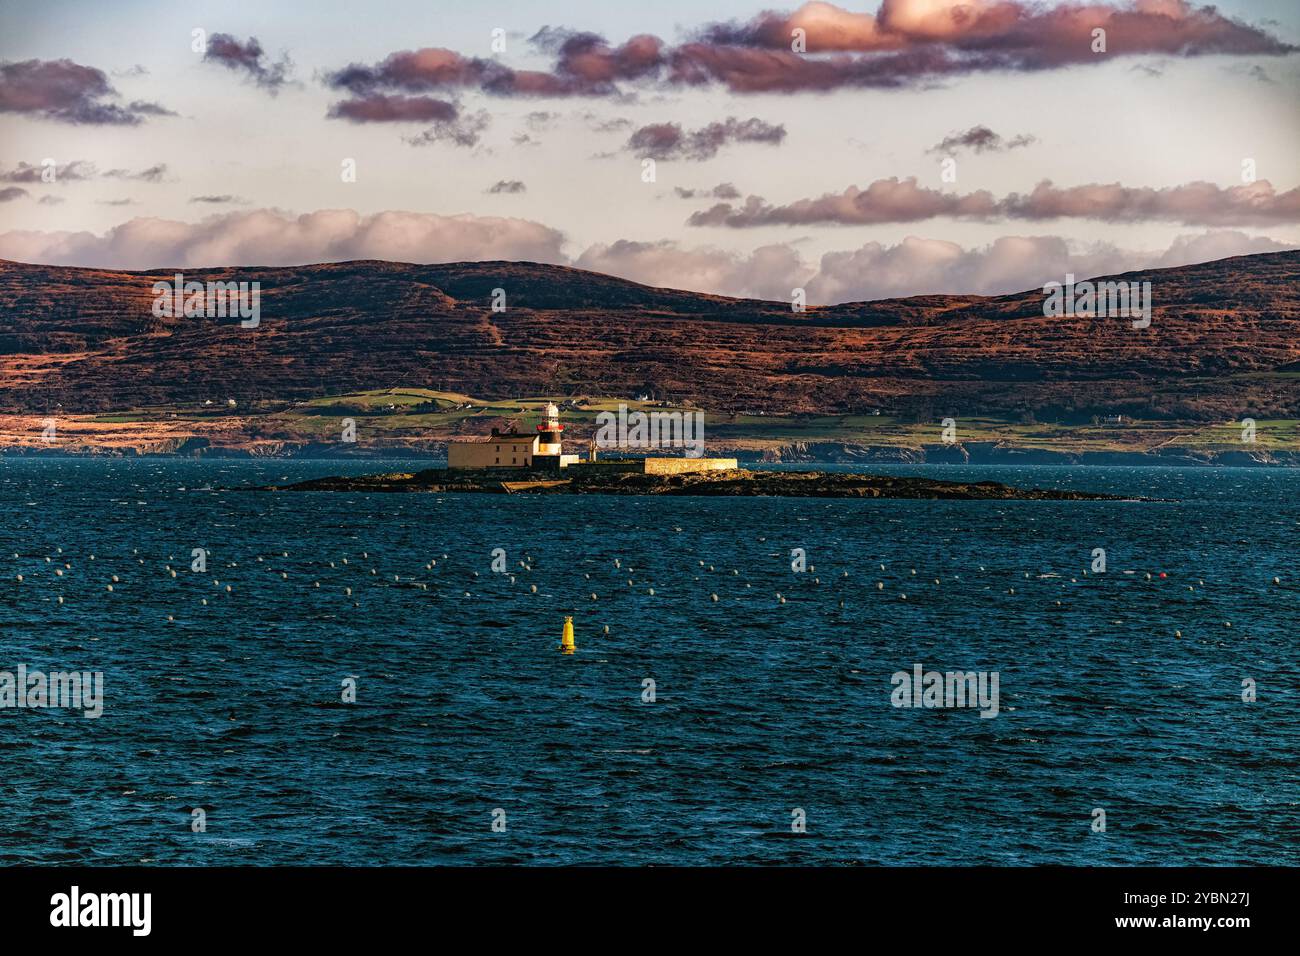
left=0, top=187, right=28, bottom=202
left=37, top=195, right=64, bottom=206
left=698, top=0, right=1297, bottom=64
left=675, top=183, right=743, bottom=200
left=318, top=2, right=1295, bottom=99
left=2, top=160, right=166, bottom=184
left=929, top=125, right=1036, bottom=154
left=327, top=93, right=459, bottom=123
left=321, top=39, right=658, bottom=98
left=577, top=230, right=1297, bottom=303
left=576, top=239, right=811, bottom=301
left=0, top=208, right=568, bottom=270
left=103, top=164, right=168, bottom=183
left=804, top=231, right=1297, bottom=303
left=690, top=177, right=999, bottom=225
left=690, top=177, right=1300, bottom=227
left=487, top=180, right=526, bottom=194
left=189, top=195, right=247, bottom=205
left=627, top=117, right=786, bottom=160
left=1, top=206, right=1292, bottom=303
left=1002, top=179, right=1300, bottom=225
left=405, top=110, right=490, bottom=148
left=202, top=34, right=292, bottom=92
left=0, top=160, right=96, bottom=183
left=583, top=114, right=633, bottom=133
left=0, top=58, right=173, bottom=124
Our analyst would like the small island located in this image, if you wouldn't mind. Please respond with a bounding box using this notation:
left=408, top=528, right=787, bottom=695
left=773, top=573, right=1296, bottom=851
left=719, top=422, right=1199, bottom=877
left=266, top=467, right=1126, bottom=500
left=262, top=405, right=1127, bottom=500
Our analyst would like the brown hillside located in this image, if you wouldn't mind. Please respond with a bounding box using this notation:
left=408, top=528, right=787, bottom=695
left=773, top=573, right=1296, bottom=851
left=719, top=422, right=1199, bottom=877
left=1, top=252, right=1297, bottom=419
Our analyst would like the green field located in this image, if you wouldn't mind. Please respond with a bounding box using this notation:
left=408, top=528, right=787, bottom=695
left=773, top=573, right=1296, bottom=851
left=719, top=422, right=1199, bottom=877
left=80, top=388, right=1300, bottom=454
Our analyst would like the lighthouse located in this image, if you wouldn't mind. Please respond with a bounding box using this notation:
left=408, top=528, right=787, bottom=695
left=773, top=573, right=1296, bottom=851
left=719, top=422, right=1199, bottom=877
left=537, top=402, right=564, bottom=456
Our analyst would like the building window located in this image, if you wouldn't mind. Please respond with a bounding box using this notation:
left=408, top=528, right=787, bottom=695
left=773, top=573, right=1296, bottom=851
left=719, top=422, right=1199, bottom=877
left=495, top=457, right=499, bottom=464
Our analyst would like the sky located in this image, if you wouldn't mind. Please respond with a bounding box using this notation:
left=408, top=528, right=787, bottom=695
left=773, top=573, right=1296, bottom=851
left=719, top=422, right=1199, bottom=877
left=1, top=0, right=1298, bottom=303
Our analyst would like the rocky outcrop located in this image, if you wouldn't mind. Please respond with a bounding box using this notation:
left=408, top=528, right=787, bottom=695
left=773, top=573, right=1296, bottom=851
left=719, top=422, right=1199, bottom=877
left=762, top=441, right=924, bottom=463
left=267, top=468, right=1126, bottom=500
left=759, top=440, right=1299, bottom=467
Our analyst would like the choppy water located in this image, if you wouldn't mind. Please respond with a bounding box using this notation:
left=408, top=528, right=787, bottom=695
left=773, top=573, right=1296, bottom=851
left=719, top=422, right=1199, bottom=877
left=0, top=459, right=1295, bottom=865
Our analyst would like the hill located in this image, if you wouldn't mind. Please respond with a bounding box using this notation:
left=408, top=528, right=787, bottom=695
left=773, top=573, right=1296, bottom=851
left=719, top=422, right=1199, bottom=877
left=1, top=251, right=1297, bottom=423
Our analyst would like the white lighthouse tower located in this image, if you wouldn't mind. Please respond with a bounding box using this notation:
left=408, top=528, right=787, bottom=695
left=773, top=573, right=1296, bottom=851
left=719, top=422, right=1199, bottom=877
left=536, top=402, right=564, bottom=456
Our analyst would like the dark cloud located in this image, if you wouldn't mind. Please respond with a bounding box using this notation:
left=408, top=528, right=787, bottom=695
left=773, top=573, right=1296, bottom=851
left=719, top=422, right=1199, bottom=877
left=318, top=3, right=1295, bottom=99
left=0, top=160, right=95, bottom=183
left=37, top=195, right=65, bottom=206
left=628, top=117, right=785, bottom=160
left=487, top=180, right=526, bottom=194
left=189, top=195, right=247, bottom=205
left=322, top=32, right=664, bottom=99
left=97, top=198, right=136, bottom=206
left=0, top=58, right=172, bottom=124
left=202, top=34, right=292, bottom=92
left=583, top=113, right=633, bottom=133
left=1, top=160, right=165, bottom=183
left=0, top=186, right=28, bottom=202
left=696, top=0, right=1297, bottom=63
left=1229, top=63, right=1275, bottom=84
left=405, top=110, right=490, bottom=148
left=674, top=182, right=742, bottom=199
left=327, top=93, right=458, bottom=122
left=124, top=100, right=176, bottom=117
left=103, top=163, right=168, bottom=182
left=929, top=125, right=1035, bottom=154
left=689, top=177, right=1300, bottom=227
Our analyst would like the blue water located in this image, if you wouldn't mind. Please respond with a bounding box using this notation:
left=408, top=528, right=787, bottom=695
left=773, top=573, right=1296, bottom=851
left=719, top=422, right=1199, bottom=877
left=0, top=459, right=1295, bottom=865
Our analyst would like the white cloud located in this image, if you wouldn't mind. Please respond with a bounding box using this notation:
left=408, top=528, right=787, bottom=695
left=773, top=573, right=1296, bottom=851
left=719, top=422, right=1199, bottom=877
left=0, top=209, right=1292, bottom=303
left=575, top=240, right=812, bottom=301
left=577, top=232, right=1296, bottom=304
left=0, top=208, right=567, bottom=269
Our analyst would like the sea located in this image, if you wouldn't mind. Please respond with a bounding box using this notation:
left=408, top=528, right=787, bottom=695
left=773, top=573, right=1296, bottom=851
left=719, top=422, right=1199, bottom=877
left=0, top=458, right=1295, bottom=865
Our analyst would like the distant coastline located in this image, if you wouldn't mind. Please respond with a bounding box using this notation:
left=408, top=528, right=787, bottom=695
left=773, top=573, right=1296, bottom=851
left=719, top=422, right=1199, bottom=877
left=2, top=441, right=1296, bottom=467
left=3, top=387, right=1296, bottom=466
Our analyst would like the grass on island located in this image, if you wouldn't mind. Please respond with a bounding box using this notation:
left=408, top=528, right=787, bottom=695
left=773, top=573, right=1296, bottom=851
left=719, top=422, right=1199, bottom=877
left=67, top=387, right=1300, bottom=454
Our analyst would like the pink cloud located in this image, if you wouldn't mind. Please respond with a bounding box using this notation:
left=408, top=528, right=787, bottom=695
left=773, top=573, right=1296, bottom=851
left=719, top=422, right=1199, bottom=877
left=690, top=178, right=1300, bottom=227
left=0, top=208, right=567, bottom=270
left=321, top=2, right=1296, bottom=100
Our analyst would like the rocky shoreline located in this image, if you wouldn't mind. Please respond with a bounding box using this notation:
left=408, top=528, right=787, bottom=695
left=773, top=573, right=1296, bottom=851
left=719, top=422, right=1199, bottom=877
left=265, top=468, right=1129, bottom=500
left=761, top=440, right=1300, bottom=468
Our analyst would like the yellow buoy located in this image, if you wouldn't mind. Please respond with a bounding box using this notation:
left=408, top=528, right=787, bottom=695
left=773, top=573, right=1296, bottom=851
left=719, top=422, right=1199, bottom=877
left=560, top=615, right=575, bottom=654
